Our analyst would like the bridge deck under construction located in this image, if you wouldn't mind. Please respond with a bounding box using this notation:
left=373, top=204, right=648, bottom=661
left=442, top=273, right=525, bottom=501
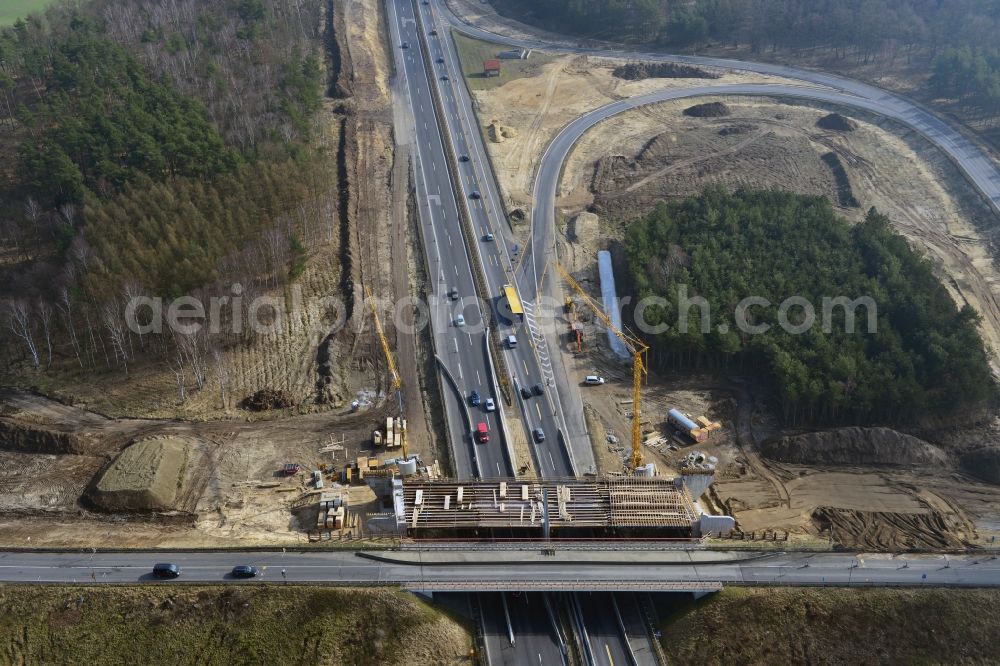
left=395, top=477, right=699, bottom=537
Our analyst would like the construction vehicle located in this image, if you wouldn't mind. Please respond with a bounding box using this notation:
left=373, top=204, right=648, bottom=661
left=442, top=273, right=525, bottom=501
left=366, top=285, right=407, bottom=459
left=281, top=463, right=300, bottom=476
left=556, top=262, right=649, bottom=471
left=565, top=296, right=583, bottom=352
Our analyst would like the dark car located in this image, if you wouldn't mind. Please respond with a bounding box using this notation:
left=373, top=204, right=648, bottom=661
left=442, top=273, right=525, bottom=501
left=459, top=155, right=469, bottom=162
left=441, top=74, right=450, bottom=81
left=401, top=41, right=409, bottom=48
left=520, top=386, right=532, bottom=399
left=231, top=565, right=258, bottom=579
left=470, top=390, right=481, bottom=407
left=447, top=287, right=459, bottom=300
left=152, top=563, right=180, bottom=579
left=469, top=190, right=481, bottom=199
left=532, top=383, right=545, bottom=396
left=533, top=428, right=546, bottom=443
left=429, top=29, right=438, bottom=36
left=437, top=57, right=445, bottom=64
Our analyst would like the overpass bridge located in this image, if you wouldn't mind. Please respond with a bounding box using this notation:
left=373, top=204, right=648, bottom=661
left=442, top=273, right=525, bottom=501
left=1, top=548, right=997, bottom=590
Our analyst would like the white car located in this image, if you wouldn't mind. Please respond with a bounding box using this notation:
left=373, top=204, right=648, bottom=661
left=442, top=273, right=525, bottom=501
left=584, top=375, right=605, bottom=385
left=484, top=398, right=495, bottom=412
left=454, top=314, right=466, bottom=326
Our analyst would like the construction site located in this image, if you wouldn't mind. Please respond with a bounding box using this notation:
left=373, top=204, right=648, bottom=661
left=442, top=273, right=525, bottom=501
left=0, top=0, right=997, bottom=560
left=392, top=474, right=731, bottom=539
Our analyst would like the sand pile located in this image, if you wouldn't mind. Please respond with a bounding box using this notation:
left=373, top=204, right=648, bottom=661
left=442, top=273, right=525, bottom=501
left=683, top=102, right=730, bottom=117
left=88, top=438, right=190, bottom=511
left=817, top=112, right=857, bottom=131
left=761, top=427, right=945, bottom=466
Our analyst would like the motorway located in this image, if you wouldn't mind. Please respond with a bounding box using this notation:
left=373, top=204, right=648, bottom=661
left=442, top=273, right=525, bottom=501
left=386, top=0, right=510, bottom=480
left=387, top=1, right=576, bottom=661
left=418, top=0, right=579, bottom=478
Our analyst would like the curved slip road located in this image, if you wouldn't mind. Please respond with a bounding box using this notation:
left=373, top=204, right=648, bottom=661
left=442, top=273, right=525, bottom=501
left=527, top=82, right=1000, bottom=307
left=437, top=0, right=1000, bottom=218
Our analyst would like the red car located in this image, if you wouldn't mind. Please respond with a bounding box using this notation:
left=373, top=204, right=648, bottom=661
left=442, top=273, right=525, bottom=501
left=475, top=422, right=490, bottom=443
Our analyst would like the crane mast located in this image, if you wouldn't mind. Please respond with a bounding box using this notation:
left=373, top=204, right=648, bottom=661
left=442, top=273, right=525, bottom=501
left=365, top=285, right=406, bottom=457
left=555, top=262, right=648, bottom=470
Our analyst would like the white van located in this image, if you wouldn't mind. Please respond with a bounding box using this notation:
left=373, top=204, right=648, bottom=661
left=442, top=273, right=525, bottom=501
left=506, top=335, right=517, bottom=348
left=584, top=375, right=605, bottom=385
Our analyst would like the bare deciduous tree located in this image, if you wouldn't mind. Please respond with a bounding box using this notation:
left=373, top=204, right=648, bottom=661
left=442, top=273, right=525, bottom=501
left=36, top=298, right=54, bottom=369
left=102, top=301, right=130, bottom=375
left=57, top=286, right=83, bottom=369
left=5, top=300, right=40, bottom=369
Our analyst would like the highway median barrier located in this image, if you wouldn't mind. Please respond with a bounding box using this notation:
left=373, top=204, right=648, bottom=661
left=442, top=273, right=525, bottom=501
left=412, top=0, right=514, bottom=411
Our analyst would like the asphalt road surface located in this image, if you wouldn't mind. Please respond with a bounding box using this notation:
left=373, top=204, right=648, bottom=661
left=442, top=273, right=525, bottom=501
left=386, top=0, right=511, bottom=479
left=417, top=0, right=578, bottom=477
left=2, top=550, right=998, bottom=587
left=480, top=592, right=566, bottom=666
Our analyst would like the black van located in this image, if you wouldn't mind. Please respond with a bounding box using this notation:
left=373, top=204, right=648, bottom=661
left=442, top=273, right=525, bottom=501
left=152, top=563, right=180, bottom=579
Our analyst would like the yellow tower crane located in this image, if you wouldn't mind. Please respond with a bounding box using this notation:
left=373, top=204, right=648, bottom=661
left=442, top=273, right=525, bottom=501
left=365, top=285, right=406, bottom=458
left=555, top=262, right=649, bottom=471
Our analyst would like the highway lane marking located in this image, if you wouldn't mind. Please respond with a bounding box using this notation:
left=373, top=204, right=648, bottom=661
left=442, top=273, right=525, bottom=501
left=535, top=403, right=542, bottom=419
left=457, top=362, right=464, bottom=380
left=476, top=370, right=481, bottom=384
left=522, top=359, right=529, bottom=374
left=468, top=333, right=473, bottom=346
left=605, top=644, right=615, bottom=666
left=548, top=451, right=556, bottom=470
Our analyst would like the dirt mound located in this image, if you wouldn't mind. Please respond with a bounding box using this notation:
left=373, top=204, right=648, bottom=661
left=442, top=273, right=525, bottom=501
left=88, top=438, right=191, bottom=512
left=683, top=102, right=730, bottom=118
left=488, top=120, right=517, bottom=143
left=817, top=112, right=857, bottom=131
left=613, top=62, right=719, bottom=81
left=718, top=123, right=756, bottom=136
left=568, top=211, right=598, bottom=243
left=761, top=427, right=945, bottom=466
left=240, top=389, right=294, bottom=412
left=821, top=152, right=860, bottom=207
left=812, top=507, right=967, bottom=550
left=960, top=447, right=1000, bottom=484
left=0, top=418, right=83, bottom=454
